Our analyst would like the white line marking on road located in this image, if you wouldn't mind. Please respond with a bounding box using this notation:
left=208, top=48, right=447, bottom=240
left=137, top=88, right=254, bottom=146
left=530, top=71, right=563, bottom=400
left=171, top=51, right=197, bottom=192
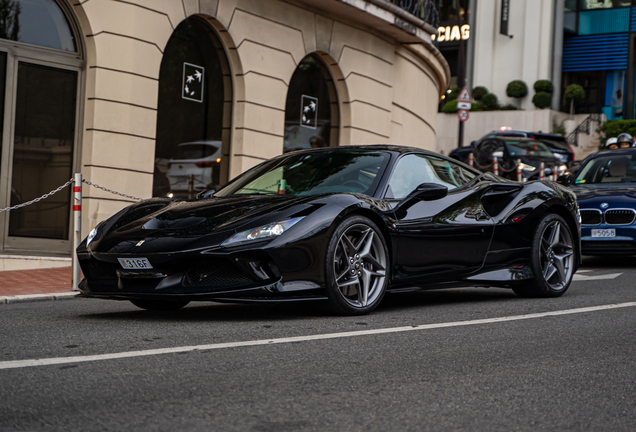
left=2, top=302, right=636, bottom=371
left=573, top=273, right=622, bottom=281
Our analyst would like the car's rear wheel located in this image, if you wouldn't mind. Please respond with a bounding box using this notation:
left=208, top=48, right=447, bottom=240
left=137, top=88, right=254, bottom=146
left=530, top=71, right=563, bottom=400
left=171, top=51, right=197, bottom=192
left=130, top=299, right=190, bottom=311
left=325, top=216, right=388, bottom=315
left=513, top=213, right=575, bottom=298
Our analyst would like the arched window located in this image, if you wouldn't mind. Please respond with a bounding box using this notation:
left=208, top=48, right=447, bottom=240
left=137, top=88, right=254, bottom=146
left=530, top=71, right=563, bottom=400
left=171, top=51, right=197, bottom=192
left=0, top=0, right=82, bottom=254
left=154, top=17, right=232, bottom=198
left=0, top=0, right=76, bottom=51
left=284, top=54, right=339, bottom=152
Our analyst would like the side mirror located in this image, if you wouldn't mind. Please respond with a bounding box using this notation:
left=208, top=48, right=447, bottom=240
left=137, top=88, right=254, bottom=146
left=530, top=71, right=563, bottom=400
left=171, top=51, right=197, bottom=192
left=394, top=183, right=448, bottom=219
left=556, top=174, right=573, bottom=186
left=470, top=141, right=477, bottom=147
left=196, top=189, right=216, bottom=199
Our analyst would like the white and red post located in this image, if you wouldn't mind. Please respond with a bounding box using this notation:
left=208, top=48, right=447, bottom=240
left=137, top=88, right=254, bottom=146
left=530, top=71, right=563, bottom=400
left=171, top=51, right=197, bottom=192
left=72, top=173, right=82, bottom=291
left=493, top=156, right=499, bottom=176
left=539, top=162, right=545, bottom=180
left=468, top=153, right=474, bottom=168
left=516, top=159, right=522, bottom=182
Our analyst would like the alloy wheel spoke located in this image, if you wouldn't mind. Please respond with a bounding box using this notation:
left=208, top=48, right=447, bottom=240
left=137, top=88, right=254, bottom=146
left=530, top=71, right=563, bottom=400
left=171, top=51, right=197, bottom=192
left=548, top=222, right=561, bottom=247
left=356, top=228, right=373, bottom=255
left=340, top=236, right=355, bottom=257
left=362, top=254, right=385, bottom=271
left=336, top=267, right=350, bottom=283
left=543, top=263, right=557, bottom=281
left=337, top=277, right=359, bottom=289
left=360, top=268, right=371, bottom=306
left=552, top=257, right=566, bottom=284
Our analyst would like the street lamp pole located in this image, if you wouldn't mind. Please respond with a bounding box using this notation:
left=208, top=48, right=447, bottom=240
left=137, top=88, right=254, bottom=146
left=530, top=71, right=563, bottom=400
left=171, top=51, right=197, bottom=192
left=456, top=0, right=466, bottom=149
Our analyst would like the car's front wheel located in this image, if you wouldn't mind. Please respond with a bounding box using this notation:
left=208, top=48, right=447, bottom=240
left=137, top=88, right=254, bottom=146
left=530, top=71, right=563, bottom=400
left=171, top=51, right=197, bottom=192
left=325, top=216, right=389, bottom=315
left=514, top=213, right=575, bottom=298
left=130, top=299, right=190, bottom=311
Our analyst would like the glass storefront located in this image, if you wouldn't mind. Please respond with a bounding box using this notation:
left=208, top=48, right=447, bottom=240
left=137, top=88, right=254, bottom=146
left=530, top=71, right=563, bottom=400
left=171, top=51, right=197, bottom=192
left=284, top=55, right=339, bottom=153
left=0, top=0, right=82, bottom=253
left=153, top=17, right=230, bottom=198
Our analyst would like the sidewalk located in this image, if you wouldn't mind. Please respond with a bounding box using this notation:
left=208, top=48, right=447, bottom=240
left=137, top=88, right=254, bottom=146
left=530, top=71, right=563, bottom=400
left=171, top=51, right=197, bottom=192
left=0, top=267, right=78, bottom=304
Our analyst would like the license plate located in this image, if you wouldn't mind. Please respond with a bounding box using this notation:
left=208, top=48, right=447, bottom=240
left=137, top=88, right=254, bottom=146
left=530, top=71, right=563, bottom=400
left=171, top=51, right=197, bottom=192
left=592, top=229, right=616, bottom=238
left=117, top=258, right=153, bottom=269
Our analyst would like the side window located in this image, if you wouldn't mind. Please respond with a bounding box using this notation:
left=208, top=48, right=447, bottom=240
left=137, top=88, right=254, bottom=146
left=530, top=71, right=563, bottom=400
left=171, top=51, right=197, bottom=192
left=386, top=154, right=464, bottom=199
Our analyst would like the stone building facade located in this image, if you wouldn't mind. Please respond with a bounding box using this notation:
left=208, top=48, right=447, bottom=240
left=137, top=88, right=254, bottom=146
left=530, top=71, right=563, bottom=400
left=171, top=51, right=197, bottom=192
left=0, top=0, right=449, bottom=257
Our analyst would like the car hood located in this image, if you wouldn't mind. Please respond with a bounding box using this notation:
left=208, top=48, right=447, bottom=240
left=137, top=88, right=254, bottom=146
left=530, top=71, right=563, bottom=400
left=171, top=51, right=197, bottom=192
left=570, top=184, right=636, bottom=209
left=92, top=194, right=325, bottom=254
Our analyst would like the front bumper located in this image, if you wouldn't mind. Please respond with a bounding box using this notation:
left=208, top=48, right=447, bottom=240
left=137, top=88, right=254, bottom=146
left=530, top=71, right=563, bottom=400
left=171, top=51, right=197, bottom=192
left=78, top=245, right=325, bottom=302
left=581, top=224, right=636, bottom=254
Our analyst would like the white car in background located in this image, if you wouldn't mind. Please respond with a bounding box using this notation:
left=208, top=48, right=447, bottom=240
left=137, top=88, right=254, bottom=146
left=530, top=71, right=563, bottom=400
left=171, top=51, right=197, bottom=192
left=166, top=141, right=222, bottom=198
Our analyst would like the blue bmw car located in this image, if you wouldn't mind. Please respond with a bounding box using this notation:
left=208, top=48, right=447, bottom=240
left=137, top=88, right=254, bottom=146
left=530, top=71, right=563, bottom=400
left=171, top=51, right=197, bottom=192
left=563, top=148, right=636, bottom=255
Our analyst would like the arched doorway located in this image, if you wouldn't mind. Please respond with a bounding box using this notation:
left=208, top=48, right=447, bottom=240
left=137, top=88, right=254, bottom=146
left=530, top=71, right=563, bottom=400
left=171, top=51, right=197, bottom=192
left=284, top=54, right=339, bottom=153
left=154, top=16, right=232, bottom=198
left=0, top=0, right=83, bottom=254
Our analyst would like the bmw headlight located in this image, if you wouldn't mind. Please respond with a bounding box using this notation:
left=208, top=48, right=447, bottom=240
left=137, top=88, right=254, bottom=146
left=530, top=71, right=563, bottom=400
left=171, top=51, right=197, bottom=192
left=222, top=217, right=305, bottom=246
left=86, top=226, right=98, bottom=246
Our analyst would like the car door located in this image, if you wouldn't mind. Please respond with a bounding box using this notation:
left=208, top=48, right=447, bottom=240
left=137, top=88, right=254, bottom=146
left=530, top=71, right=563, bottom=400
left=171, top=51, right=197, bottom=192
left=385, top=154, right=495, bottom=284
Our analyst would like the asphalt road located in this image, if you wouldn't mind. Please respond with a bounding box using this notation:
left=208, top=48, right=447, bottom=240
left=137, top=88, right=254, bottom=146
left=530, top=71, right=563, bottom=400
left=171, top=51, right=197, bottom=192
left=1, top=255, right=636, bottom=432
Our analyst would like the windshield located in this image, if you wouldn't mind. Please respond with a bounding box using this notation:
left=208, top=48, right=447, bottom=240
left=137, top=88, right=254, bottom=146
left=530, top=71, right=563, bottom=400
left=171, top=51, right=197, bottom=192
left=505, top=140, right=553, bottom=158
left=574, top=154, right=636, bottom=185
left=214, top=151, right=389, bottom=197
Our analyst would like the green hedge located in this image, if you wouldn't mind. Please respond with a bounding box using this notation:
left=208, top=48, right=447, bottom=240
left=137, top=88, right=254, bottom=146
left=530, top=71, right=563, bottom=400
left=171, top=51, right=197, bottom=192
left=482, top=93, right=499, bottom=110
left=506, top=80, right=528, bottom=99
left=472, top=86, right=488, bottom=101
left=532, top=92, right=552, bottom=109
left=597, top=120, right=636, bottom=146
left=534, top=80, right=553, bottom=94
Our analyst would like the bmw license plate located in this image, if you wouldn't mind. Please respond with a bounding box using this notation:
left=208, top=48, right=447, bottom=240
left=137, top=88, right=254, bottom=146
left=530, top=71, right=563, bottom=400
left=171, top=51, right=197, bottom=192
left=592, top=229, right=616, bottom=238
left=117, top=258, right=153, bottom=269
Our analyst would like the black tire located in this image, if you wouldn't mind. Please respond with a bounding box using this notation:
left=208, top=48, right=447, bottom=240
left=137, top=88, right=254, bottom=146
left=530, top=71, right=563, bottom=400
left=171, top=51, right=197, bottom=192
left=130, top=299, right=190, bottom=311
left=513, top=213, right=575, bottom=298
left=324, top=215, right=389, bottom=315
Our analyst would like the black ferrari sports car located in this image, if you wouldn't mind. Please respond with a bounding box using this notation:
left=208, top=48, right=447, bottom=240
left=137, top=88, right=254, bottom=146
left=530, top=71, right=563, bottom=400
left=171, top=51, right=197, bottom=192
left=77, top=145, right=581, bottom=315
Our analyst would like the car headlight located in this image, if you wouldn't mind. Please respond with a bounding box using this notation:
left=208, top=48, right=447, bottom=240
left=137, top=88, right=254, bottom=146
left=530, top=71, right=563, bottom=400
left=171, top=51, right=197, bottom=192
left=553, top=153, right=568, bottom=162
left=222, top=217, right=305, bottom=246
left=519, top=162, right=536, bottom=172
left=86, top=226, right=98, bottom=246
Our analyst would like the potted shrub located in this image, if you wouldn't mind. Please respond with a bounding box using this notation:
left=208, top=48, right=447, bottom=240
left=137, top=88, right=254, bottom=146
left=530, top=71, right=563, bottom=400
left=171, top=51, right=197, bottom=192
left=506, top=80, right=528, bottom=108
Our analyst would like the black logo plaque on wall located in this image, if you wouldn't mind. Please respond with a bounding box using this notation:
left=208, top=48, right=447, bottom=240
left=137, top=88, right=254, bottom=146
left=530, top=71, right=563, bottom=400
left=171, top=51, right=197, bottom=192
left=301, top=95, right=318, bottom=129
left=182, top=62, right=205, bottom=103
left=500, top=0, right=509, bottom=36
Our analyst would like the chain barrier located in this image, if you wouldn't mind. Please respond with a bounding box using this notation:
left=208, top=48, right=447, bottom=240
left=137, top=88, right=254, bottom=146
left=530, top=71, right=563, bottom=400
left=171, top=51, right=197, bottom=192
left=81, top=179, right=142, bottom=201
left=0, top=177, right=142, bottom=214
left=0, top=178, right=75, bottom=214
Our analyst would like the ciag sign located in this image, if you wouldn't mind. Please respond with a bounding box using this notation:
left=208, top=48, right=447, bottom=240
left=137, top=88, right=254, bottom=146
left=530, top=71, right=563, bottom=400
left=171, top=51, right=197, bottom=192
left=431, top=25, right=470, bottom=42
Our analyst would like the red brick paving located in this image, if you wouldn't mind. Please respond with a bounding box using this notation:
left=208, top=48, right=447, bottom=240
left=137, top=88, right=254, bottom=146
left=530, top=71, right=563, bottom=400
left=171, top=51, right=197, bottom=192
left=0, top=267, right=74, bottom=296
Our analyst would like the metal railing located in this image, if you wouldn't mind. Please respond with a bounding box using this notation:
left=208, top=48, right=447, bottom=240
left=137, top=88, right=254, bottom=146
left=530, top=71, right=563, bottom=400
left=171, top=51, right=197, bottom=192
left=566, top=113, right=603, bottom=147
left=384, top=0, right=440, bottom=28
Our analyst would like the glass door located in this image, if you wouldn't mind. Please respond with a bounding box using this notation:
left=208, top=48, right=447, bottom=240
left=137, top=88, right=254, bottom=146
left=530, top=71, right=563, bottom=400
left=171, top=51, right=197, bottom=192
left=1, top=57, right=80, bottom=253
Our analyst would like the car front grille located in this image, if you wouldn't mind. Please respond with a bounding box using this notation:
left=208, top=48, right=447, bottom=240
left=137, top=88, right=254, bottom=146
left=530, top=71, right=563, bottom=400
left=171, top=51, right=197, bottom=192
left=183, top=261, right=257, bottom=288
left=86, top=260, right=119, bottom=281
left=580, top=210, right=602, bottom=225
left=604, top=209, right=636, bottom=225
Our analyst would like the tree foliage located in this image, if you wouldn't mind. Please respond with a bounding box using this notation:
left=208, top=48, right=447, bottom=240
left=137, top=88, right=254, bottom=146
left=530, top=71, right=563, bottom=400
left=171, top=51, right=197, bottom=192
left=506, top=80, right=528, bottom=99
left=533, top=80, right=553, bottom=94
left=532, top=92, right=552, bottom=109
left=472, top=86, right=488, bottom=101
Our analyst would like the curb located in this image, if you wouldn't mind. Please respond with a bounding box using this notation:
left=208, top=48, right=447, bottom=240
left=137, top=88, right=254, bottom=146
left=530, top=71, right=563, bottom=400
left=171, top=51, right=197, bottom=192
left=0, top=292, right=80, bottom=305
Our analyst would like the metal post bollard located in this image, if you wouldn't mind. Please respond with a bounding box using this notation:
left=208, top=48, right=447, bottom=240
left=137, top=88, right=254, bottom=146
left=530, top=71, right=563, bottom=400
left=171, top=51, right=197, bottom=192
left=72, top=173, right=82, bottom=291
left=516, top=159, right=522, bottom=182
left=493, top=156, right=499, bottom=176
left=188, top=174, right=194, bottom=200
left=468, top=152, right=474, bottom=167
left=539, top=162, right=545, bottom=180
